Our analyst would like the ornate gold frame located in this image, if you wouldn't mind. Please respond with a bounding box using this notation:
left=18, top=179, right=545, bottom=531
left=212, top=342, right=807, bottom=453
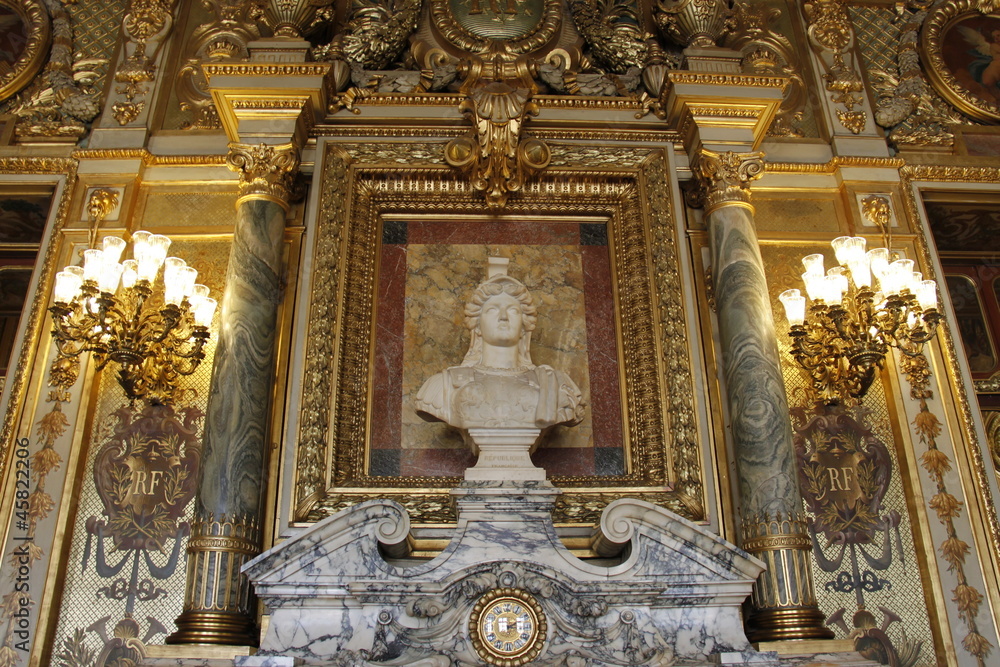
left=0, top=0, right=50, bottom=103
left=292, top=141, right=705, bottom=525
left=921, top=0, right=1000, bottom=123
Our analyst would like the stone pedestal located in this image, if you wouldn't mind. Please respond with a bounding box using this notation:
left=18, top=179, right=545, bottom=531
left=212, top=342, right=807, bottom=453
left=464, top=428, right=545, bottom=481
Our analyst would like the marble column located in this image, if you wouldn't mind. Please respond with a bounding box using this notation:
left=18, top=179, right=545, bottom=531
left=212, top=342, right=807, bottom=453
left=693, top=149, right=832, bottom=642
left=168, top=143, right=298, bottom=646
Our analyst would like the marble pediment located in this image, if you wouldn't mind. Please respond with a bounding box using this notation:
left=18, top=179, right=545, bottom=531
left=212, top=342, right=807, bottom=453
left=241, top=487, right=778, bottom=666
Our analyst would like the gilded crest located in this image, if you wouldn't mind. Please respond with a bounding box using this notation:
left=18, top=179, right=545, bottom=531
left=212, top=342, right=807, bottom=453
left=430, top=0, right=561, bottom=54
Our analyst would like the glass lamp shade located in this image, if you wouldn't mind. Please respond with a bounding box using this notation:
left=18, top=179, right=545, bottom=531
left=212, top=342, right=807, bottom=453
left=885, top=259, right=914, bottom=296
left=83, top=249, right=104, bottom=283
left=848, top=259, right=872, bottom=288
left=134, top=232, right=171, bottom=283
left=102, top=236, right=126, bottom=264
left=98, top=261, right=124, bottom=294
left=823, top=275, right=845, bottom=306
left=802, top=253, right=825, bottom=277
left=916, top=280, right=938, bottom=310
left=802, top=271, right=824, bottom=301
left=54, top=270, right=84, bottom=303
left=832, top=236, right=867, bottom=266
left=779, top=289, right=806, bottom=326
left=867, top=248, right=890, bottom=284
left=190, top=296, right=217, bottom=327
left=121, top=260, right=138, bottom=289
left=163, top=258, right=188, bottom=306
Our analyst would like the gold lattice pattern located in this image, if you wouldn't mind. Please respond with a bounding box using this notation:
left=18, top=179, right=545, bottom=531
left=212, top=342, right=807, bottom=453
left=850, top=6, right=899, bottom=77
left=67, top=0, right=130, bottom=96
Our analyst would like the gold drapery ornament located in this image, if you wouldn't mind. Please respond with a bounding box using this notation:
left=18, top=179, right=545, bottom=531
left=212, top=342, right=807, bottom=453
left=802, top=0, right=867, bottom=134
left=227, top=142, right=300, bottom=208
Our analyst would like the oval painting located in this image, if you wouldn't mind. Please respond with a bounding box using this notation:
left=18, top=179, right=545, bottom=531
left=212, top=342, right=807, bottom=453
left=0, top=5, right=27, bottom=78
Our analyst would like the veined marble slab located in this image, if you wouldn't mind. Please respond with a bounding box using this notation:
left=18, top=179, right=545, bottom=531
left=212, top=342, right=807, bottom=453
left=239, top=483, right=782, bottom=666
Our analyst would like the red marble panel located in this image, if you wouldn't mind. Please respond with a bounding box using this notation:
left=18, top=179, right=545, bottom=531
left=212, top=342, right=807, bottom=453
left=532, top=444, right=595, bottom=477
left=400, top=447, right=476, bottom=477
left=580, top=245, right=624, bottom=451
left=407, top=220, right=579, bottom=245
left=370, top=243, right=407, bottom=451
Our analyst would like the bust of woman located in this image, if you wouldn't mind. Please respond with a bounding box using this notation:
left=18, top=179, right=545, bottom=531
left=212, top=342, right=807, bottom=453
left=415, top=268, right=584, bottom=433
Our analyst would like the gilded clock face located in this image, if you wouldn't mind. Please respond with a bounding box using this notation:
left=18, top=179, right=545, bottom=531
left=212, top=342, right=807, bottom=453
left=470, top=588, right=546, bottom=665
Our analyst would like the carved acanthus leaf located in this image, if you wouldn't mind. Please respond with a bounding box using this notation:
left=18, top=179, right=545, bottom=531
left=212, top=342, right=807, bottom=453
left=445, top=76, right=551, bottom=209
left=688, top=149, right=765, bottom=211
left=227, top=143, right=300, bottom=204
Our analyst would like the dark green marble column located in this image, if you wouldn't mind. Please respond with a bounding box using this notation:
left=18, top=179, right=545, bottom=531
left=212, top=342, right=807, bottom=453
left=694, top=149, right=832, bottom=642
left=169, top=143, right=298, bottom=646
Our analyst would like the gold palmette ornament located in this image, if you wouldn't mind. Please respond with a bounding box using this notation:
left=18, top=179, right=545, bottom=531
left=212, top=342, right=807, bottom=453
left=654, top=0, right=734, bottom=48
left=48, top=189, right=217, bottom=403
left=250, top=0, right=335, bottom=39
left=778, top=196, right=941, bottom=405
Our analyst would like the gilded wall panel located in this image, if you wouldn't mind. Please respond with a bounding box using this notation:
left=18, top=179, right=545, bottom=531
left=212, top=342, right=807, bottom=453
left=50, top=236, right=231, bottom=662
left=762, top=242, right=937, bottom=666
left=753, top=195, right=841, bottom=234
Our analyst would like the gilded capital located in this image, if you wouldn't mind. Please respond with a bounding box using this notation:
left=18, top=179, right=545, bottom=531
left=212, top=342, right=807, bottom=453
left=689, top=149, right=765, bottom=213
left=226, top=142, right=300, bottom=208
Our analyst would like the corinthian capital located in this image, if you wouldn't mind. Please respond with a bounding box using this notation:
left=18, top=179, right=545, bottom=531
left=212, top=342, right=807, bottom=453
left=227, top=142, right=300, bottom=208
left=688, top=149, right=765, bottom=213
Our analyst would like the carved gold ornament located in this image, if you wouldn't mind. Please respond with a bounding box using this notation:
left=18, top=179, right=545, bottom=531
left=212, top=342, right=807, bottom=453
left=0, top=0, right=49, bottom=102
left=226, top=142, right=299, bottom=208
left=429, top=0, right=562, bottom=56
left=113, top=0, right=177, bottom=126
left=250, top=0, right=334, bottom=39
left=688, top=149, right=765, bottom=213
left=802, top=0, right=867, bottom=134
left=922, top=0, right=1000, bottom=123
left=470, top=589, right=546, bottom=666
left=654, top=0, right=733, bottom=48
left=445, top=77, right=551, bottom=208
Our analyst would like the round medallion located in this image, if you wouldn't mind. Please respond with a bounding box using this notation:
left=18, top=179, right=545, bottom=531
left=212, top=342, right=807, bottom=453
left=469, top=588, right=545, bottom=666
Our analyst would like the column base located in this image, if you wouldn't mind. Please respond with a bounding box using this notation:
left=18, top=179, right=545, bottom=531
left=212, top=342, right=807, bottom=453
left=166, top=610, right=259, bottom=646
left=745, top=606, right=835, bottom=642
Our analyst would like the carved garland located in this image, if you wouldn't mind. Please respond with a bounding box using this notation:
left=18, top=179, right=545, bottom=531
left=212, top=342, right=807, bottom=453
left=294, top=143, right=704, bottom=524
left=900, top=164, right=1000, bottom=663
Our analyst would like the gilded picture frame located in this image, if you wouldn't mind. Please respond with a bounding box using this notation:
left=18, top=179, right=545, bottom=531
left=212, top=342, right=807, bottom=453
left=922, top=0, right=1000, bottom=123
left=292, top=141, right=704, bottom=525
left=0, top=0, right=50, bottom=103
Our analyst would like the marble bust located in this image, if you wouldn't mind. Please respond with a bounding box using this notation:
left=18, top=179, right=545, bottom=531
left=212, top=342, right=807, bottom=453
left=415, top=259, right=584, bottom=433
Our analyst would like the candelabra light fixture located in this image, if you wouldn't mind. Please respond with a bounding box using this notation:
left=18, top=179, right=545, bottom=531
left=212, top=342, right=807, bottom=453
left=48, top=189, right=217, bottom=404
left=777, top=206, right=941, bottom=405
